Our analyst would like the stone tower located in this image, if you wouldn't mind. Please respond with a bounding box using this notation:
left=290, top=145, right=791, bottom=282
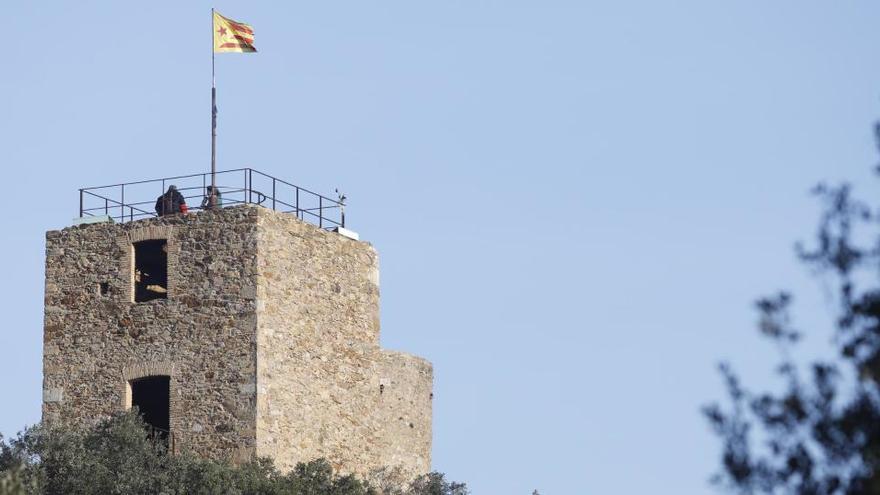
left=42, top=205, right=432, bottom=478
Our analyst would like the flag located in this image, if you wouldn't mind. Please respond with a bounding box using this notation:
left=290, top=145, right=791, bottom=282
left=213, top=11, right=256, bottom=53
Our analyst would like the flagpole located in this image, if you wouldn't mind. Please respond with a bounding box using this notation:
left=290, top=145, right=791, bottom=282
left=210, top=8, right=218, bottom=208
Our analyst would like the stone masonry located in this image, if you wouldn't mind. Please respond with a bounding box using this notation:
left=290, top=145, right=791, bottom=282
left=42, top=205, right=432, bottom=479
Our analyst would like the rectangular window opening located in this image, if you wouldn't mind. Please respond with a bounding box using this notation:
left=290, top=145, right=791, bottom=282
left=129, top=375, right=171, bottom=444
left=99, top=282, right=110, bottom=296
left=133, top=240, right=168, bottom=302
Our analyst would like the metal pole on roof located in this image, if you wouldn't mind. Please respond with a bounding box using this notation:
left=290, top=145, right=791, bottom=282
left=210, top=8, right=218, bottom=208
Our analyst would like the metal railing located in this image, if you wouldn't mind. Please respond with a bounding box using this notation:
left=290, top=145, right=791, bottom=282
left=79, top=168, right=346, bottom=229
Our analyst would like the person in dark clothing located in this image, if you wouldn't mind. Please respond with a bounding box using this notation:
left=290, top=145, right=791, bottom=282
left=155, top=185, right=188, bottom=216
left=200, top=185, right=223, bottom=210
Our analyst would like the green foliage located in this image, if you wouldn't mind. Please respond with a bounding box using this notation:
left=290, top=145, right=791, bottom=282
left=704, top=138, right=880, bottom=493
left=0, top=411, right=468, bottom=495
left=405, top=473, right=467, bottom=495
left=0, top=464, right=31, bottom=495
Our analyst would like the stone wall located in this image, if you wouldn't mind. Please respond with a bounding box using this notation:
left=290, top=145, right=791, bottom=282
left=373, top=351, right=433, bottom=473
left=42, top=205, right=432, bottom=478
left=254, top=209, right=432, bottom=479
left=43, top=207, right=260, bottom=461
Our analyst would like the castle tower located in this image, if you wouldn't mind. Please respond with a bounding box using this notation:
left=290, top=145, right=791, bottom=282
left=42, top=204, right=432, bottom=478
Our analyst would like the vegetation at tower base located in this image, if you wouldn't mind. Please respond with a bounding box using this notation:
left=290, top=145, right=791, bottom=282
left=704, top=135, right=880, bottom=493
left=0, top=411, right=467, bottom=495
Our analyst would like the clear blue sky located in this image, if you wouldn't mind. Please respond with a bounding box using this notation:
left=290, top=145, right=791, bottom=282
left=2, top=2, right=880, bottom=493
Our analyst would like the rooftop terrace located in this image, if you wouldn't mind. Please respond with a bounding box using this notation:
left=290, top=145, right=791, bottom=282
left=78, top=168, right=345, bottom=230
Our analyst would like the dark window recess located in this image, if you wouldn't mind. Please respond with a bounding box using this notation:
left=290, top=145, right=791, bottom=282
left=134, top=240, right=167, bottom=302
left=99, top=282, right=110, bottom=296
left=130, top=376, right=170, bottom=440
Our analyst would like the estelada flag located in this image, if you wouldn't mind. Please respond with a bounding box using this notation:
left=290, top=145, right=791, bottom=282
left=213, top=11, right=256, bottom=53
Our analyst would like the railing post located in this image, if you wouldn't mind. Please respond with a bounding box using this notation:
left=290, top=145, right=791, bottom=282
left=319, top=196, right=323, bottom=228
left=120, top=184, right=125, bottom=222
left=159, top=180, right=165, bottom=217
left=105, top=198, right=108, bottom=215
left=295, top=187, right=300, bottom=218
left=79, top=189, right=83, bottom=218
left=272, top=178, right=276, bottom=210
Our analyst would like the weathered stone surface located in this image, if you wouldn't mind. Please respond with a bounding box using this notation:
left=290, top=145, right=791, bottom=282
left=41, top=205, right=432, bottom=479
left=254, top=210, right=431, bottom=478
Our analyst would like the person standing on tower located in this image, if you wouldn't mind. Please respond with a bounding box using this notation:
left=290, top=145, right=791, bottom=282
left=155, top=185, right=188, bottom=216
left=201, top=185, right=223, bottom=210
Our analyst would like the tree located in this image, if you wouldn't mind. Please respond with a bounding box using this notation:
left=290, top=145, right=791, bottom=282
left=704, top=136, right=880, bottom=494
left=0, top=411, right=468, bottom=495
